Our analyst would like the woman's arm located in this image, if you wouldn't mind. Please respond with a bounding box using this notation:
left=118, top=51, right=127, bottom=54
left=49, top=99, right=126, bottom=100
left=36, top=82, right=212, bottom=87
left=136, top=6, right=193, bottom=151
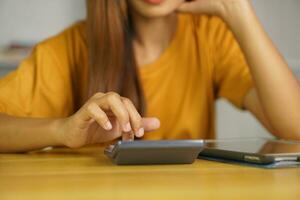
left=226, top=2, right=300, bottom=139
left=178, top=0, right=300, bottom=139
left=0, top=92, right=160, bottom=153
left=0, top=114, right=62, bottom=152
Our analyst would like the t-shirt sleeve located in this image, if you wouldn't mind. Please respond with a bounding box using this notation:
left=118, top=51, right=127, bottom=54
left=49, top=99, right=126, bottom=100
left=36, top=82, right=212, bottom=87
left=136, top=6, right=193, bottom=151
left=0, top=43, right=73, bottom=117
left=211, top=17, right=253, bottom=109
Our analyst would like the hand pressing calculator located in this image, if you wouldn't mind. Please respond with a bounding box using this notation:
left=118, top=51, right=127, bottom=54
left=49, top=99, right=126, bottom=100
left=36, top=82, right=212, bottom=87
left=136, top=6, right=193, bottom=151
left=104, top=140, right=204, bottom=165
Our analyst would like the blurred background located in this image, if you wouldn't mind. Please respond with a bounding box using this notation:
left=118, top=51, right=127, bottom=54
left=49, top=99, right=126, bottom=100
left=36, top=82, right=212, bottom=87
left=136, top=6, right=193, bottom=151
left=0, top=0, right=299, bottom=139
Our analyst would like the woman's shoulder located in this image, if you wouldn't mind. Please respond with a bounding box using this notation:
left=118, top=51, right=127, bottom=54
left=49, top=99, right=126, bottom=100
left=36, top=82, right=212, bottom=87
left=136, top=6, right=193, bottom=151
left=37, top=21, right=86, bottom=54
left=28, top=21, right=89, bottom=85
left=39, top=21, right=86, bottom=49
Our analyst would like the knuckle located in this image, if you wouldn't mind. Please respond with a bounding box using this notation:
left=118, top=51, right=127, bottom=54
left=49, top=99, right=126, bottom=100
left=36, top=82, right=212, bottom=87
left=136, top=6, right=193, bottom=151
left=92, top=92, right=104, bottom=98
left=106, top=92, right=120, bottom=100
left=86, top=103, right=95, bottom=113
left=122, top=97, right=132, bottom=105
left=86, top=103, right=108, bottom=122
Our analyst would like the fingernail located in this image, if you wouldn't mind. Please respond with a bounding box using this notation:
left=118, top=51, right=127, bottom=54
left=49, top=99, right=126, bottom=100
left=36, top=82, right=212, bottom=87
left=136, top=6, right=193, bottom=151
left=122, top=132, right=134, bottom=141
left=104, top=121, right=112, bottom=130
left=123, top=122, right=131, bottom=132
left=153, top=118, right=160, bottom=128
left=136, top=128, right=144, bottom=137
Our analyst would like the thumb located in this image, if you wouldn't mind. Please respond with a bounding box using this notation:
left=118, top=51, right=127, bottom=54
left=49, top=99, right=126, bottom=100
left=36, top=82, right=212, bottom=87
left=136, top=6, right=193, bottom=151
left=142, top=117, right=160, bottom=132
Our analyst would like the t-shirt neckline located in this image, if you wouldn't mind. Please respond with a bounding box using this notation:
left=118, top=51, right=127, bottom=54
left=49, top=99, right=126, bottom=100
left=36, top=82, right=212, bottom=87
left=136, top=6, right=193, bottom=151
left=139, top=14, right=184, bottom=77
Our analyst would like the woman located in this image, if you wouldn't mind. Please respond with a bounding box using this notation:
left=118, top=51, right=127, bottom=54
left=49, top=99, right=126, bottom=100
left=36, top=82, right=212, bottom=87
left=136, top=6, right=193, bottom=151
left=0, top=0, right=299, bottom=153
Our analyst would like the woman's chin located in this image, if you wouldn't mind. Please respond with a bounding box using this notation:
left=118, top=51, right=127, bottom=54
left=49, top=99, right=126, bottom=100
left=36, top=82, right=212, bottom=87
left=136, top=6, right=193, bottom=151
left=128, top=0, right=184, bottom=18
left=137, top=8, right=177, bottom=18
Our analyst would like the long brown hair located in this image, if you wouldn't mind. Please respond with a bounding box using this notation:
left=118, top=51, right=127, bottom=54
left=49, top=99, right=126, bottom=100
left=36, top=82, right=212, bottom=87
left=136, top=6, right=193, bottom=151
left=86, top=0, right=146, bottom=114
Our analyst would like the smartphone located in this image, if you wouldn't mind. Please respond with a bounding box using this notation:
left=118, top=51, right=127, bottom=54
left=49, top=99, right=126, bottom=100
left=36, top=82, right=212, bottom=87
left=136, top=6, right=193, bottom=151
left=104, top=140, right=204, bottom=165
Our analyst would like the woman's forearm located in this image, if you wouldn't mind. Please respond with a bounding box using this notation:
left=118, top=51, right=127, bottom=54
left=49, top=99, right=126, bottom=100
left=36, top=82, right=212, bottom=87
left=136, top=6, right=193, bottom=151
left=0, top=92, right=160, bottom=153
left=223, top=2, right=300, bottom=138
left=0, top=114, right=63, bottom=153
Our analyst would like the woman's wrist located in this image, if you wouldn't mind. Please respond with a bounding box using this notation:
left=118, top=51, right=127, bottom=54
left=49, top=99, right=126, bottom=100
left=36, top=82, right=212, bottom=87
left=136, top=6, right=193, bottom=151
left=217, top=0, right=260, bottom=45
left=218, top=0, right=254, bottom=31
left=50, top=118, right=67, bottom=147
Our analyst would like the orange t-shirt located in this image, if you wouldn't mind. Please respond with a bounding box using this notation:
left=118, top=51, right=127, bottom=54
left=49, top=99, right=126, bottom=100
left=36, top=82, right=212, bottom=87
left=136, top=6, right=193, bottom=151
left=0, top=14, right=253, bottom=140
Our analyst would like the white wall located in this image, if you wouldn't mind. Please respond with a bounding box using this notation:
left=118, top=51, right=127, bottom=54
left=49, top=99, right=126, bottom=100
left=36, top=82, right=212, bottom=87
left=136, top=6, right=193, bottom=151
left=0, top=0, right=299, bottom=139
left=253, top=0, right=300, bottom=65
left=0, top=0, right=85, bottom=47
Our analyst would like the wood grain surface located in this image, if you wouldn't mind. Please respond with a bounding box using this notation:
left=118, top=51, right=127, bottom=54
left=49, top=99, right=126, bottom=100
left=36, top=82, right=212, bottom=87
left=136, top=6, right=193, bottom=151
left=0, top=147, right=299, bottom=200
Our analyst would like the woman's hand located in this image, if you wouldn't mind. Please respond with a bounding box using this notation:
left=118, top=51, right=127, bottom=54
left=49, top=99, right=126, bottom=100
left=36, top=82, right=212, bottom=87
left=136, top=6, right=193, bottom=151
left=177, top=0, right=252, bottom=26
left=57, top=92, right=160, bottom=148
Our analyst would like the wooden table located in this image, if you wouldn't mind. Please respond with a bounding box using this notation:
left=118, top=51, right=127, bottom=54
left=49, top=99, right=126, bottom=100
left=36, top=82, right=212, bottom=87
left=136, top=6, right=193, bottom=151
left=1, top=147, right=300, bottom=200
